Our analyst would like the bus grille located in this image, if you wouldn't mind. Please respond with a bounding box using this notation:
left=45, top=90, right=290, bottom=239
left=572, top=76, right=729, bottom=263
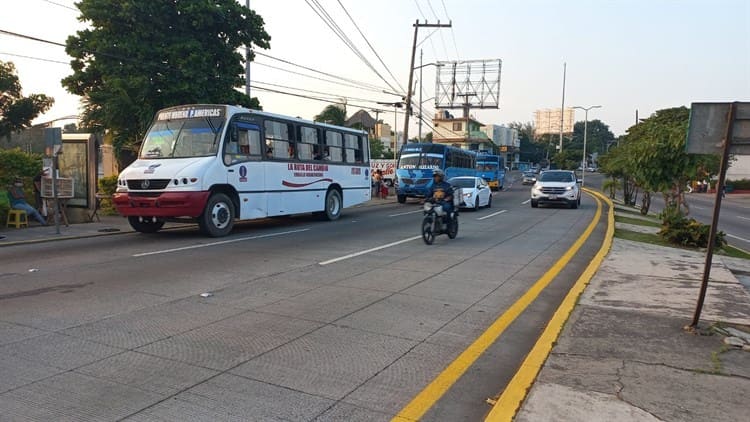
left=401, top=178, right=430, bottom=185
left=127, top=179, right=171, bottom=190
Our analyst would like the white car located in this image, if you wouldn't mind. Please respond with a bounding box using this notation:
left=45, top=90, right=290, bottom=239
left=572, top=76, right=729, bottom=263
left=530, top=170, right=581, bottom=209
left=449, top=176, right=492, bottom=210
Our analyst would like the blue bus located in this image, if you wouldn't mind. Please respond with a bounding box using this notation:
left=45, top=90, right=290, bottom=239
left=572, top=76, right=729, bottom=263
left=476, top=153, right=506, bottom=191
left=395, top=143, right=476, bottom=203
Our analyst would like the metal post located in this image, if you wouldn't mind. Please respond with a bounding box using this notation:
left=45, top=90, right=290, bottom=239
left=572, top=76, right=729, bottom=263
left=559, top=62, right=566, bottom=154
left=573, top=105, right=601, bottom=187
left=582, top=114, right=588, bottom=186
left=691, top=102, right=736, bottom=328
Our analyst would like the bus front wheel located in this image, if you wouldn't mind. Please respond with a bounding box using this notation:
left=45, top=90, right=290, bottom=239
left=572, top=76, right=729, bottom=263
left=199, top=193, right=235, bottom=237
left=324, top=189, right=342, bottom=221
left=128, top=216, right=164, bottom=234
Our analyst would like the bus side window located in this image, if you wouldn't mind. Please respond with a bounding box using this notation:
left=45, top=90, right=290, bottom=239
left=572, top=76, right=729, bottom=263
left=325, top=130, right=343, bottom=162
left=224, top=125, right=261, bottom=165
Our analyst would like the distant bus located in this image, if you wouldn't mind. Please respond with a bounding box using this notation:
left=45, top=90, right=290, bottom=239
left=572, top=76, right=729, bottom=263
left=476, top=153, right=506, bottom=191
left=113, top=104, right=371, bottom=237
left=395, top=143, right=476, bottom=203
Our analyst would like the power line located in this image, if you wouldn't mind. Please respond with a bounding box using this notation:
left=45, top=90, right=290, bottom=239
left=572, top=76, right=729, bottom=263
left=253, top=61, right=390, bottom=94
left=0, top=51, right=68, bottom=65
left=254, top=51, right=390, bottom=92
left=426, top=0, right=450, bottom=59
left=412, top=0, right=440, bottom=61
left=253, top=80, right=387, bottom=104
left=335, top=0, right=405, bottom=94
left=303, top=0, right=401, bottom=94
left=251, top=84, right=406, bottom=116
left=39, top=0, right=77, bottom=11
left=440, top=0, right=461, bottom=59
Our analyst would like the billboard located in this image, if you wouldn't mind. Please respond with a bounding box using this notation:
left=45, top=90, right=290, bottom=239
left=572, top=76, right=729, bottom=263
left=435, top=59, right=502, bottom=109
left=534, top=108, right=575, bottom=136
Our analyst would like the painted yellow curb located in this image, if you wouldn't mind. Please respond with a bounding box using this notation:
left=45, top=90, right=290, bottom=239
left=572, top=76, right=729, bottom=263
left=484, top=188, right=615, bottom=421
left=392, top=190, right=605, bottom=422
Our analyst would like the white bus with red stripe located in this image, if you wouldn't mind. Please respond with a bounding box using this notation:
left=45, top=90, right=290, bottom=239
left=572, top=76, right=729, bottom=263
left=113, top=104, right=371, bottom=236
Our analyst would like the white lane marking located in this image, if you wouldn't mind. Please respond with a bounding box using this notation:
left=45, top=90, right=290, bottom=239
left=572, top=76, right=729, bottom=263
left=133, top=228, right=310, bottom=257
left=389, top=209, right=423, bottom=217
left=521, top=199, right=531, bottom=205
left=477, top=209, right=508, bottom=220
left=727, top=233, right=750, bottom=243
left=319, top=235, right=422, bottom=266
left=738, top=216, right=750, bottom=221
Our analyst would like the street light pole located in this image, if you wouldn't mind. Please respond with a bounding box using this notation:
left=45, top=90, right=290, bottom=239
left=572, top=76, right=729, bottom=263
left=572, top=105, right=601, bottom=187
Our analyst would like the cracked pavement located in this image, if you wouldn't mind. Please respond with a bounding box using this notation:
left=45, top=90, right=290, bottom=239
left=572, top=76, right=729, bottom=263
left=515, top=238, right=750, bottom=422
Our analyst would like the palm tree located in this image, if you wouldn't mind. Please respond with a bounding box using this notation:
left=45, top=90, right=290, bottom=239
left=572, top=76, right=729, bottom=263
left=314, top=105, right=346, bottom=126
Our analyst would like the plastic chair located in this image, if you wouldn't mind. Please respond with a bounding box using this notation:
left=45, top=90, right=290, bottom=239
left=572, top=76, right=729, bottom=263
left=6, top=209, right=28, bottom=228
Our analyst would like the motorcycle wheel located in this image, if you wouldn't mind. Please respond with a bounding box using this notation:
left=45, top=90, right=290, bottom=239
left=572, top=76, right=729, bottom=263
left=422, top=216, right=435, bottom=245
left=447, top=216, right=458, bottom=239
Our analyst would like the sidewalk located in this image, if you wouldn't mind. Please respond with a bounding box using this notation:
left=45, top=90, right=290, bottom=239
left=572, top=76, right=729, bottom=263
left=511, top=206, right=750, bottom=421
left=0, top=196, right=398, bottom=246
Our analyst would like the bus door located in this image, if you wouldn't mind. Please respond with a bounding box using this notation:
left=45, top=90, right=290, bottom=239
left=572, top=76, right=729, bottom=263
left=224, top=122, right=266, bottom=219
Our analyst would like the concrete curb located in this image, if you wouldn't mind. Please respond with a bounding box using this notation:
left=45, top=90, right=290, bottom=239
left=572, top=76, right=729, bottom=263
left=0, top=199, right=399, bottom=247
left=484, top=188, right=615, bottom=421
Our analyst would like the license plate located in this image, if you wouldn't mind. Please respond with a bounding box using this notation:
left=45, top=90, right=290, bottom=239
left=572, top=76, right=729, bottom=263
left=549, top=195, right=557, bottom=200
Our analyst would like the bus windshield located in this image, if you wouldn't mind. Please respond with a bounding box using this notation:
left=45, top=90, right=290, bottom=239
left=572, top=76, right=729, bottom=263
left=140, top=117, right=224, bottom=159
left=477, top=163, right=498, bottom=171
left=398, top=154, right=443, bottom=169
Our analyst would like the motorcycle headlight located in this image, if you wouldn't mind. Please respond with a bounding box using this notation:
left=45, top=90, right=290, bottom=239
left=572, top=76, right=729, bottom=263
left=423, top=202, right=432, bottom=212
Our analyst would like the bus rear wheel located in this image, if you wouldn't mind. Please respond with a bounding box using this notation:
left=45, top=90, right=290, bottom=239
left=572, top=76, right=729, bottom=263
left=324, top=189, right=342, bottom=221
left=128, top=216, right=165, bottom=233
left=199, top=193, right=235, bottom=237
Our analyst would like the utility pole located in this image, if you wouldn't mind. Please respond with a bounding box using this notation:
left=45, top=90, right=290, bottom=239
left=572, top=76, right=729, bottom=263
left=403, top=20, right=451, bottom=146
left=245, top=0, right=251, bottom=98
left=418, top=49, right=423, bottom=142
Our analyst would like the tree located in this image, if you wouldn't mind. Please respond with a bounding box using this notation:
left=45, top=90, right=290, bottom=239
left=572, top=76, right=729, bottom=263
left=62, top=0, right=270, bottom=159
left=569, top=119, right=614, bottom=157
left=314, top=104, right=346, bottom=126
left=0, top=61, right=54, bottom=140
left=369, top=138, right=385, bottom=159
left=424, top=132, right=433, bottom=142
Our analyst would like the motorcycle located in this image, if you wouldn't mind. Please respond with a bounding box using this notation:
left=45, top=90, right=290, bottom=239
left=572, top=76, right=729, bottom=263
left=421, top=200, right=459, bottom=244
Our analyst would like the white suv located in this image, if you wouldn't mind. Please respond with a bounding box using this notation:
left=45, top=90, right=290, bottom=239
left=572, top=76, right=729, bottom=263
left=530, top=170, right=581, bottom=209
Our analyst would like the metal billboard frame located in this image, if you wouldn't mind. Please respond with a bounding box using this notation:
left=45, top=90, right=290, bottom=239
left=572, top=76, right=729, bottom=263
left=435, top=59, right=502, bottom=109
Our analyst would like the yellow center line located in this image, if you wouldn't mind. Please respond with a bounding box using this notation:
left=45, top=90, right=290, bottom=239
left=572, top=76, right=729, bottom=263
left=392, top=191, right=605, bottom=422
left=485, top=189, right=614, bottom=421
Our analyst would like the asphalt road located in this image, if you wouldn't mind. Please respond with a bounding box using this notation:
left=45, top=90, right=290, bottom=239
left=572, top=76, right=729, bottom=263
left=584, top=171, right=750, bottom=251
left=0, top=173, right=609, bottom=421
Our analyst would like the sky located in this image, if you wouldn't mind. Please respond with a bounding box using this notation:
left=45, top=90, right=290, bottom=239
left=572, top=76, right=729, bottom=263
left=1, top=0, right=749, bottom=137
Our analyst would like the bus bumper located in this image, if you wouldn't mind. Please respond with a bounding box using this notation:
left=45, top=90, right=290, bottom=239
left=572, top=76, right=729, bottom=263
left=113, top=191, right=210, bottom=218
left=397, top=187, right=428, bottom=197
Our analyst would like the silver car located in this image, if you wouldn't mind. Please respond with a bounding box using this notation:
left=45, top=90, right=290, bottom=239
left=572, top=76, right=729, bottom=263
left=530, top=170, right=581, bottom=209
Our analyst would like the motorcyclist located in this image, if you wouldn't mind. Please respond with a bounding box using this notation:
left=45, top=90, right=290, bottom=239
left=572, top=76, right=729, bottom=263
left=425, top=169, right=454, bottom=222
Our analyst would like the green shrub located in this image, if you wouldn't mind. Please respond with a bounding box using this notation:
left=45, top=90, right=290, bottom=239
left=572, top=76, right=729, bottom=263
left=658, top=206, right=726, bottom=248
left=0, top=148, right=42, bottom=187
left=726, top=178, right=750, bottom=190
left=97, top=175, right=119, bottom=215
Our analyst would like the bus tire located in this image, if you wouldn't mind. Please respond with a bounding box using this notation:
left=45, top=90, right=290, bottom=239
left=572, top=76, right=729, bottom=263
left=323, top=189, right=342, bottom=221
left=397, top=194, right=406, bottom=204
left=128, top=216, right=165, bottom=233
left=199, top=193, right=235, bottom=237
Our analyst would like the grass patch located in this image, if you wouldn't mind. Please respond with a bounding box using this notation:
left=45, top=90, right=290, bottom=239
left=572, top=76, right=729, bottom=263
left=615, top=215, right=661, bottom=227
left=719, top=245, right=750, bottom=260
left=615, top=228, right=671, bottom=247
left=615, top=228, right=750, bottom=260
